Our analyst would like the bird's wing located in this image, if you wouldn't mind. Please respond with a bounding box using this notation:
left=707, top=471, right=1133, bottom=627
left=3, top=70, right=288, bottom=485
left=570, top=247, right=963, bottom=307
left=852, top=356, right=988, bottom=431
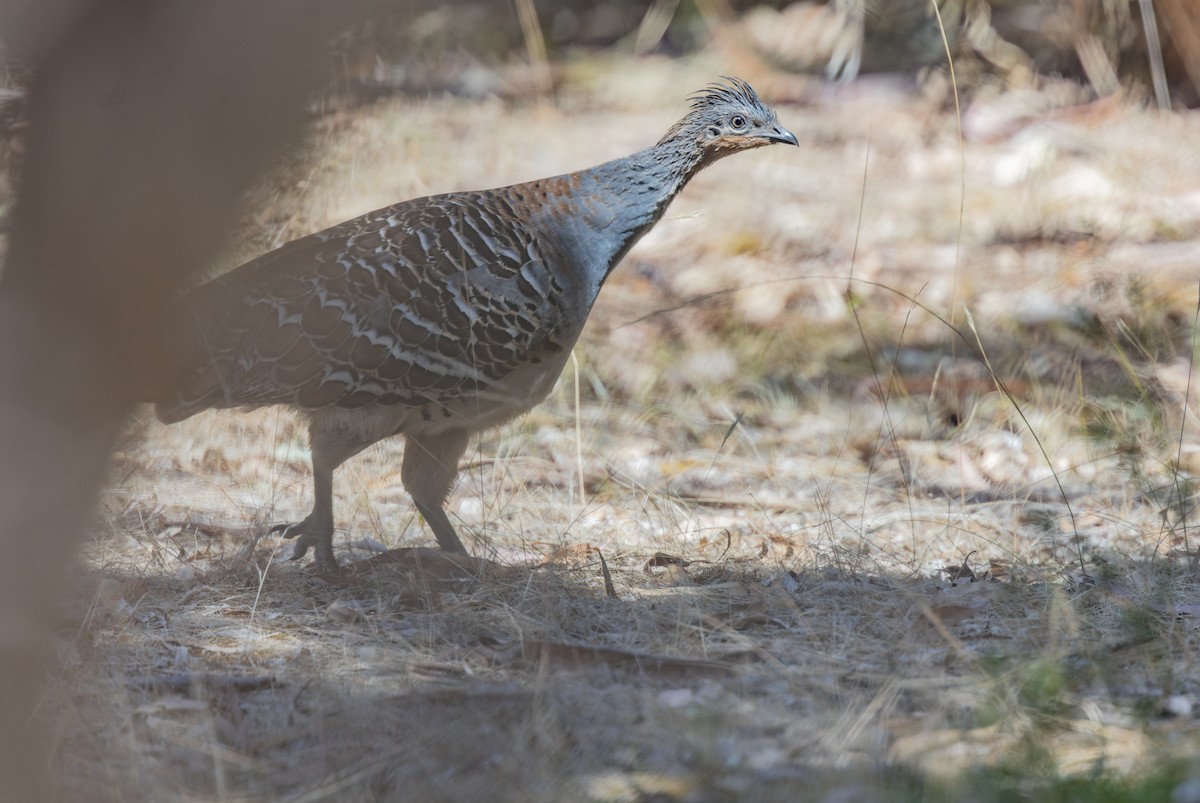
left=158, top=191, right=578, bottom=421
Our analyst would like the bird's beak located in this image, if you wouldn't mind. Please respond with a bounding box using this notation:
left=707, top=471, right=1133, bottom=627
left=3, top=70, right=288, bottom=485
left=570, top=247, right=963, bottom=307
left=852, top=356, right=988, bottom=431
left=765, top=125, right=799, bottom=146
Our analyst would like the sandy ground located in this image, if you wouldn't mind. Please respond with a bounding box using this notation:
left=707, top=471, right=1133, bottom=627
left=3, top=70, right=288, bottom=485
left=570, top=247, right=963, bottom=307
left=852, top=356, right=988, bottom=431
left=46, top=55, right=1200, bottom=800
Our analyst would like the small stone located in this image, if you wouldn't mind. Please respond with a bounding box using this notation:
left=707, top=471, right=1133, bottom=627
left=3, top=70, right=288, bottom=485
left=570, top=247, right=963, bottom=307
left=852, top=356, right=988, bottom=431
left=1163, top=695, right=1193, bottom=718
left=657, top=688, right=694, bottom=708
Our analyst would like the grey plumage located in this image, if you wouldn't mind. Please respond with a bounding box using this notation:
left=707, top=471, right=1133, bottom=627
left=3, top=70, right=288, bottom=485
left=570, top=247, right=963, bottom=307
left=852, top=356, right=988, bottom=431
left=157, top=77, right=797, bottom=571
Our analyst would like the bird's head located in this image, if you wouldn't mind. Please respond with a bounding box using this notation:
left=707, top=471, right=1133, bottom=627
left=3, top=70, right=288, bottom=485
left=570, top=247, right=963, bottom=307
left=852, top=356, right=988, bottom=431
left=660, top=77, right=798, bottom=162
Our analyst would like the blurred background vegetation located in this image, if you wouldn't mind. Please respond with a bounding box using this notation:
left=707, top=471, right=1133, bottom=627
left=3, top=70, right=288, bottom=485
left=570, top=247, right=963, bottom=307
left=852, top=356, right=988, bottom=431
left=321, top=0, right=1200, bottom=106
left=4, top=0, right=1200, bottom=251
left=4, top=0, right=1200, bottom=127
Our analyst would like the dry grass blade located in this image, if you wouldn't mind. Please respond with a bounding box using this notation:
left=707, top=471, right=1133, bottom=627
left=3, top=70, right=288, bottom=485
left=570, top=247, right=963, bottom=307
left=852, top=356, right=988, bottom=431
left=598, top=548, right=618, bottom=599
left=1137, top=0, right=1171, bottom=110
left=635, top=0, right=682, bottom=55
left=513, top=0, right=552, bottom=100
left=1175, top=282, right=1199, bottom=570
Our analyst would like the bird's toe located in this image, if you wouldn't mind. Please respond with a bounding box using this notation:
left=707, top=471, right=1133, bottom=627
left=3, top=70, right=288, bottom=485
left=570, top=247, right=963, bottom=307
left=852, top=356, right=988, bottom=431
left=272, top=521, right=304, bottom=539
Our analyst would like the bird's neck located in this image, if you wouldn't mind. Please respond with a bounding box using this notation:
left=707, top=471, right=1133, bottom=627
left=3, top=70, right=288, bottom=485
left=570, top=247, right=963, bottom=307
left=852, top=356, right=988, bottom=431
left=528, top=136, right=706, bottom=290
left=608, top=139, right=706, bottom=228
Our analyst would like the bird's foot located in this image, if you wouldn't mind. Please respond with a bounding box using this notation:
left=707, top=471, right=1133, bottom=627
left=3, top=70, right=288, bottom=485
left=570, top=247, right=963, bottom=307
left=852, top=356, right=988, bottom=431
left=269, top=519, right=340, bottom=573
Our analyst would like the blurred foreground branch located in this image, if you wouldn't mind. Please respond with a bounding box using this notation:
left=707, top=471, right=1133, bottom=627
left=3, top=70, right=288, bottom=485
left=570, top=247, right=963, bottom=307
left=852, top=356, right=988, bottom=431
left=0, top=2, right=363, bottom=798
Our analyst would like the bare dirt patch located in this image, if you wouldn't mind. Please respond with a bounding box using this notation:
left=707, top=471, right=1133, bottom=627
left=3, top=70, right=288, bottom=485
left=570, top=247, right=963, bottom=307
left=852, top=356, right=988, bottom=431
left=49, top=57, right=1200, bottom=800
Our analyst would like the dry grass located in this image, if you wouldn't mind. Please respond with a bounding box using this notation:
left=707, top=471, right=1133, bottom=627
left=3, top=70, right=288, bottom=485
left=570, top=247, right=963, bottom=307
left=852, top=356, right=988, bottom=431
left=45, top=56, right=1200, bottom=800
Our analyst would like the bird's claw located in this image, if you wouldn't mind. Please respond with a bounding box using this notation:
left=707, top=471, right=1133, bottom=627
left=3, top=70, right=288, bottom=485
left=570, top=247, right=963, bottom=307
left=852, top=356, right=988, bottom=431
left=268, top=521, right=340, bottom=573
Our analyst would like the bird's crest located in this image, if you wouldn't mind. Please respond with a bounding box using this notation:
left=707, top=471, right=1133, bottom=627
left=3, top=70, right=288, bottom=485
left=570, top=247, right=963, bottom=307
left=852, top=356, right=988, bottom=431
left=686, top=76, right=766, bottom=116
left=659, top=76, right=776, bottom=145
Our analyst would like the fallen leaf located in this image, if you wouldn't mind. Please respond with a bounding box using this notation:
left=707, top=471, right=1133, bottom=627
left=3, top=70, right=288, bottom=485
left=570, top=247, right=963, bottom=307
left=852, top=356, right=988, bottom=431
left=705, top=600, right=775, bottom=630
left=539, top=542, right=597, bottom=565
left=324, top=547, right=519, bottom=586
left=327, top=599, right=366, bottom=624
left=128, top=673, right=279, bottom=694
left=456, top=639, right=747, bottom=677
left=943, top=551, right=978, bottom=583
left=644, top=552, right=688, bottom=572
left=585, top=771, right=697, bottom=802
left=926, top=604, right=978, bottom=626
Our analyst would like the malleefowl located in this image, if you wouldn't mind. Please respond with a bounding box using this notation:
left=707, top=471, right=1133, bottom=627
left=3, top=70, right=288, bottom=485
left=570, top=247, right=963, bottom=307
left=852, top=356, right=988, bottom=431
left=156, top=78, right=798, bottom=571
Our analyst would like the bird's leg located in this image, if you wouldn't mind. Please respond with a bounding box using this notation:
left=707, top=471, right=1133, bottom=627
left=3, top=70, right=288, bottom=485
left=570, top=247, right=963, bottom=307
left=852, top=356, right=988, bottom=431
left=272, top=423, right=371, bottom=572
left=402, top=429, right=471, bottom=553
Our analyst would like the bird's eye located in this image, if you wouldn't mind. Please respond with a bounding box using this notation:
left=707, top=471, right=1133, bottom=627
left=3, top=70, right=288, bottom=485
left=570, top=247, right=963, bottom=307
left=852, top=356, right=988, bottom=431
left=730, top=114, right=747, bottom=129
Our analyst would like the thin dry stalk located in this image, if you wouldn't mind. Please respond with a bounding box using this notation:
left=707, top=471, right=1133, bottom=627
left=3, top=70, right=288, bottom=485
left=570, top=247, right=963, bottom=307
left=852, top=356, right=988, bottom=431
left=635, top=0, right=682, bottom=55
left=1137, top=0, right=1172, bottom=110
left=513, top=0, right=552, bottom=101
